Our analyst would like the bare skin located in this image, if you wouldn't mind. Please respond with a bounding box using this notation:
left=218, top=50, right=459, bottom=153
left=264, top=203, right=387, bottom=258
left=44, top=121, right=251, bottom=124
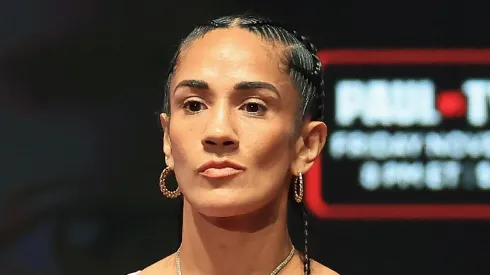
left=139, top=253, right=337, bottom=275
left=138, top=27, right=336, bottom=275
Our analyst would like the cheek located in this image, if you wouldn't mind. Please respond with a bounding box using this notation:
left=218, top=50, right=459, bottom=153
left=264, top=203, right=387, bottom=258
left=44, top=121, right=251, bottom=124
left=168, top=123, right=199, bottom=194
left=168, top=122, right=198, bottom=165
left=242, top=122, right=295, bottom=170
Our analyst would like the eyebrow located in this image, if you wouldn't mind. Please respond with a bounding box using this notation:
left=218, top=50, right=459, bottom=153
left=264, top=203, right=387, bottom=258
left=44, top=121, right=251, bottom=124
left=174, top=79, right=281, bottom=98
left=234, top=81, right=280, bottom=98
left=174, top=79, right=209, bottom=92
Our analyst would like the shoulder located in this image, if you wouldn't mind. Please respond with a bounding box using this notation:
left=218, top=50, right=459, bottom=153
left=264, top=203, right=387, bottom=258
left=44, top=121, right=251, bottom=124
left=134, top=253, right=176, bottom=275
left=311, top=259, right=340, bottom=275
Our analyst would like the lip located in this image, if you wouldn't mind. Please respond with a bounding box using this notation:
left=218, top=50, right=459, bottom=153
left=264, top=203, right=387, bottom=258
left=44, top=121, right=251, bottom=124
left=198, top=160, right=246, bottom=179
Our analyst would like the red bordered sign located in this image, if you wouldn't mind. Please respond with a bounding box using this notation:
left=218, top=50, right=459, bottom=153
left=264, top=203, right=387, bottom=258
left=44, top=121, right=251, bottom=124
left=306, top=49, right=490, bottom=220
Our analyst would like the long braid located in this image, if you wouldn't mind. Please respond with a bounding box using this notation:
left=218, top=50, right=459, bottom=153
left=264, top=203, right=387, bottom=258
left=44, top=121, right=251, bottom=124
left=277, top=30, right=321, bottom=275
left=291, top=185, right=312, bottom=275
left=302, top=202, right=310, bottom=275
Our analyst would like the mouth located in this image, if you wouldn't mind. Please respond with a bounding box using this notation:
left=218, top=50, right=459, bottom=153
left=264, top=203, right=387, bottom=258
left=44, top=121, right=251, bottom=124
left=198, top=160, right=246, bottom=179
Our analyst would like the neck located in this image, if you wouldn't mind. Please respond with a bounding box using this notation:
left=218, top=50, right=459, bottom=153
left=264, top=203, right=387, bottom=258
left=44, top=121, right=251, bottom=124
left=178, top=192, right=293, bottom=275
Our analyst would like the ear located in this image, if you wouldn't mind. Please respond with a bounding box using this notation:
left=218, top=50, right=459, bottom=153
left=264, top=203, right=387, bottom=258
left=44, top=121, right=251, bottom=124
left=160, top=113, right=174, bottom=168
left=290, top=120, right=327, bottom=175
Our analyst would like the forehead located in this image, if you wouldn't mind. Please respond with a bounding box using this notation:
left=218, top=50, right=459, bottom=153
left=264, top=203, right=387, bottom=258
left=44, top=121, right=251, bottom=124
left=173, top=28, right=288, bottom=84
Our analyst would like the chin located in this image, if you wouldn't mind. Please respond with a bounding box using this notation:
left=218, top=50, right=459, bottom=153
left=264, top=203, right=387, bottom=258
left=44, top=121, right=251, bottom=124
left=187, top=189, right=267, bottom=218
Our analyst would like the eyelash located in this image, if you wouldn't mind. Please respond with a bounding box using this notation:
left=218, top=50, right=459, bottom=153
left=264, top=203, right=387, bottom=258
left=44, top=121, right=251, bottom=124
left=181, top=99, right=268, bottom=116
left=182, top=99, right=207, bottom=114
left=239, top=100, right=268, bottom=116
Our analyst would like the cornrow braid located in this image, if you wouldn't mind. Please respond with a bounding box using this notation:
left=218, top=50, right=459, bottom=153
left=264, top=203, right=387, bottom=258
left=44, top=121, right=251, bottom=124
left=163, top=14, right=325, bottom=275
left=287, top=30, right=324, bottom=122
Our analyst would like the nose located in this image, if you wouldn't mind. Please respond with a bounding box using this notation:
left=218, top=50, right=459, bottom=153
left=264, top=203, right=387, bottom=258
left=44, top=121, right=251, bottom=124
left=201, top=106, right=239, bottom=151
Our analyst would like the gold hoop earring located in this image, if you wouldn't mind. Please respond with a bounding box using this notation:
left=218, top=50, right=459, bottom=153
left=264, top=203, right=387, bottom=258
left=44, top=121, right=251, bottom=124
left=159, top=167, right=181, bottom=199
left=294, top=172, right=304, bottom=203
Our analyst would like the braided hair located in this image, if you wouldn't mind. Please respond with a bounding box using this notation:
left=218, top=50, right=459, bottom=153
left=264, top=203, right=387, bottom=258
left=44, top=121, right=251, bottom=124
left=165, top=14, right=325, bottom=275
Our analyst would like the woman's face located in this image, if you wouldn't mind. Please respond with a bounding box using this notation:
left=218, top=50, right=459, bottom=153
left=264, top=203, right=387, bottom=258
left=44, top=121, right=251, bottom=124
left=162, top=28, right=325, bottom=217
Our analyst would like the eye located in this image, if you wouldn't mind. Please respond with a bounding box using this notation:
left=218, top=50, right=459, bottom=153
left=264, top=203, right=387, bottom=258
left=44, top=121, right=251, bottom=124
left=182, top=100, right=206, bottom=114
left=240, top=101, right=267, bottom=116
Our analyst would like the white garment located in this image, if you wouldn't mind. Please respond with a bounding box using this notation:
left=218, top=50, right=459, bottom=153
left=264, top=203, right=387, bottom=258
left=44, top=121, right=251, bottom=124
left=127, top=272, right=140, bottom=275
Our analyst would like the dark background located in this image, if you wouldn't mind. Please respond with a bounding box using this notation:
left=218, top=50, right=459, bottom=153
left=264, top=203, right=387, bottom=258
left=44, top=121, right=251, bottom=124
left=1, top=0, right=489, bottom=274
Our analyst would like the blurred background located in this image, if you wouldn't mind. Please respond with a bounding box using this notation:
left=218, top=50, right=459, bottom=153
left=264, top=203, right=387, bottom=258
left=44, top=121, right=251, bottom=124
left=1, top=0, right=489, bottom=274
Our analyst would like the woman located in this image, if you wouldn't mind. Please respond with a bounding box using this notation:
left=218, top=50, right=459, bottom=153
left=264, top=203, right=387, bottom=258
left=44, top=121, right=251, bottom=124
left=130, top=14, right=337, bottom=275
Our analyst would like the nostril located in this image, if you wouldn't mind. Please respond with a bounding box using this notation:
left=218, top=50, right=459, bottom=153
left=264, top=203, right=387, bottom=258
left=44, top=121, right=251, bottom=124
left=205, top=140, right=217, bottom=145
left=223, top=141, right=235, bottom=146
left=204, top=139, right=236, bottom=146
